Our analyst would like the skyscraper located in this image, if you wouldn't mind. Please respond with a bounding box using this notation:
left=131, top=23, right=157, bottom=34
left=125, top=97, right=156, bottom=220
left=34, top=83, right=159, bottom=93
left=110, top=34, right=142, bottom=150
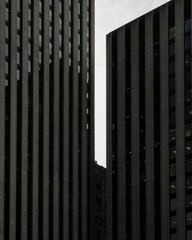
left=0, top=0, right=95, bottom=239
left=107, top=0, right=192, bottom=239
left=95, top=162, right=106, bottom=240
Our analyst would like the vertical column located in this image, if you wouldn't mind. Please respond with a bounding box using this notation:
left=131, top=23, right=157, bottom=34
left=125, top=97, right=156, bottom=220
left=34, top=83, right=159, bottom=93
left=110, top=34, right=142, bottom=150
left=106, top=33, right=113, bottom=240
left=21, top=0, right=29, bottom=239
left=175, top=0, right=186, bottom=239
left=145, top=12, right=154, bottom=240
left=72, top=1, right=79, bottom=239
left=131, top=20, right=140, bottom=240
left=117, top=27, right=126, bottom=240
left=63, top=0, right=69, bottom=238
left=0, top=1, right=5, bottom=239
left=42, top=0, right=50, bottom=239
left=9, top=1, right=17, bottom=239
left=32, top=1, right=39, bottom=239
left=53, top=0, right=60, bottom=239
left=160, top=5, right=170, bottom=240
left=81, top=0, right=88, bottom=238
left=89, top=0, right=96, bottom=238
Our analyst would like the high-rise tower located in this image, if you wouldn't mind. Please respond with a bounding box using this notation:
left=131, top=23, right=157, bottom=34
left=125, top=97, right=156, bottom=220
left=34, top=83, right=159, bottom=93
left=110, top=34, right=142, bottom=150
left=107, top=0, right=192, bottom=239
left=0, top=0, right=95, bottom=239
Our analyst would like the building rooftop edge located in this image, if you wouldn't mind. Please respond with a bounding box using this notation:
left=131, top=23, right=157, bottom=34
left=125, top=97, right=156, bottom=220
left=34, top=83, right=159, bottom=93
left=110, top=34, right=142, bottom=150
left=106, top=0, right=171, bottom=37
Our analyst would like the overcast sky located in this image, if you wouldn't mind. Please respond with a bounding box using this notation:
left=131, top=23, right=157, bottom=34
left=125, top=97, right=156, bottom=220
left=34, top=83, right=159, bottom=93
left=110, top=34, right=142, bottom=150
left=95, top=0, right=170, bottom=167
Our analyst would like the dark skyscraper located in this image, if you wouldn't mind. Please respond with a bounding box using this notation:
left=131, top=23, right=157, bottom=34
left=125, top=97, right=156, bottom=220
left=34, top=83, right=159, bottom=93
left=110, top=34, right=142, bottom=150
left=95, top=162, right=106, bottom=240
left=107, top=0, right=192, bottom=239
left=0, top=0, right=95, bottom=239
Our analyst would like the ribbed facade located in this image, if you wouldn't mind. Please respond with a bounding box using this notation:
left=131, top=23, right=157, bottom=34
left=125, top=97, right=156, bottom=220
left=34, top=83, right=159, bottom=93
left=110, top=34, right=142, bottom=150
left=107, top=0, right=192, bottom=239
left=0, top=0, right=95, bottom=239
left=95, top=163, right=106, bottom=240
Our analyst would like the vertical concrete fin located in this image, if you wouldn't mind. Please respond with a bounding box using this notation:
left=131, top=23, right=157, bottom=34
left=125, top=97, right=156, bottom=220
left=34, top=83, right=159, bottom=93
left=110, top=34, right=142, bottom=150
left=63, top=0, right=69, bottom=238
left=81, top=0, right=88, bottom=238
left=145, top=12, right=155, bottom=240
left=106, top=33, right=113, bottom=240
left=89, top=0, right=96, bottom=238
left=42, top=0, right=50, bottom=238
left=117, top=27, right=126, bottom=240
left=0, top=1, right=5, bottom=239
left=131, top=19, right=140, bottom=240
left=9, top=1, right=17, bottom=239
left=175, top=0, right=186, bottom=239
left=21, top=0, right=29, bottom=239
left=72, top=1, right=79, bottom=239
left=160, top=4, right=170, bottom=240
left=32, top=0, right=39, bottom=239
left=53, top=0, right=60, bottom=239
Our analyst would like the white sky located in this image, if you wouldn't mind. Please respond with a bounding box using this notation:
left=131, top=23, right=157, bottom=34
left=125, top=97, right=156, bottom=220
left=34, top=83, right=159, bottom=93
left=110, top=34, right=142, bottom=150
left=95, top=0, right=170, bottom=167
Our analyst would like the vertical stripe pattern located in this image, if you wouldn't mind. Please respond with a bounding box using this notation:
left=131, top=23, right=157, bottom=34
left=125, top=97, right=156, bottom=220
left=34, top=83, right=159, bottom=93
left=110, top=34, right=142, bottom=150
left=0, top=0, right=95, bottom=239
left=107, top=0, right=190, bottom=239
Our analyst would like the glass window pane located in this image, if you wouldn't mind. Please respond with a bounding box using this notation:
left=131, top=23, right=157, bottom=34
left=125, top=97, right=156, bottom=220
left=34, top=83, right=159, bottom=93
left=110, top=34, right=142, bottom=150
left=169, top=60, right=175, bottom=75
left=185, top=70, right=191, bottom=87
left=171, top=198, right=176, bottom=211
left=170, top=95, right=176, bottom=108
left=187, top=212, right=192, bottom=225
left=186, top=141, right=192, bottom=155
left=187, top=194, right=192, bottom=208
left=186, top=124, right=192, bottom=138
left=169, top=26, right=175, bottom=39
left=170, top=180, right=176, bottom=194
left=185, top=35, right=191, bottom=51
left=186, top=158, right=192, bottom=173
left=171, top=233, right=177, bottom=240
left=186, top=176, right=192, bottom=190
left=169, top=77, right=175, bottom=92
left=186, top=106, right=192, bottom=120
left=170, top=215, right=177, bottom=229
left=187, top=230, right=192, bottom=240
left=170, top=163, right=176, bottom=177
left=185, top=19, right=191, bottom=33
left=170, top=145, right=176, bottom=159
left=169, top=42, right=175, bottom=57
left=170, top=129, right=176, bottom=142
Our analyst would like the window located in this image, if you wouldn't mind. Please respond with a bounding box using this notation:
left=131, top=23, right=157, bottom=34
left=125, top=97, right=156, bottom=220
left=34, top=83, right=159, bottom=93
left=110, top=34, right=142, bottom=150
left=187, top=212, right=192, bottom=225
left=170, top=145, right=176, bottom=159
left=185, top=19, right=191, bottom=33
left=169, top=60, right=175, bottom=75
left=170, top=163, right=176, bottom=177
left=186, top=158, right=192, bottom=173
left=171, top=233, right=177, bottom=240
left=186, top=106, right=192, bottom=120
left=186, top=177, right=192, bottom=190
left=186, top=141, right=192, bottom=155
left=170, top=95, right=176, bottom=109
left=170, top=215, right=177, bottom=229
left=185, top=35, right=191, bottom=50
left=185, top=70, right=191, bottom=87
left=169, top=42, right=175, bottom=57
left=170, top=110, right=176, bottom=126
left=169, top=77, right=175, bottom=92
left=187, top=230, right=192, bottom=240
left=171, top=198, right=176, bottom=211
left=186, top=90, right=192, bottom=105
left=170, top=129, right=176, bottom=142
left=170, top=180, right=176, bottom=194
left=187, top=194, right=192, bottom=208
left=169, top=26, right=175, bottom=39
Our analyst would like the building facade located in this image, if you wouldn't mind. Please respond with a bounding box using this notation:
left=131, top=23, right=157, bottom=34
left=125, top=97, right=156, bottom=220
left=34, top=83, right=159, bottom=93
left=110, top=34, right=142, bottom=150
left=95, top=162, right=106, bottom=240
left=107, top=0, right=192, bottom=239
left=0, top=0, right=95, bottom=239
